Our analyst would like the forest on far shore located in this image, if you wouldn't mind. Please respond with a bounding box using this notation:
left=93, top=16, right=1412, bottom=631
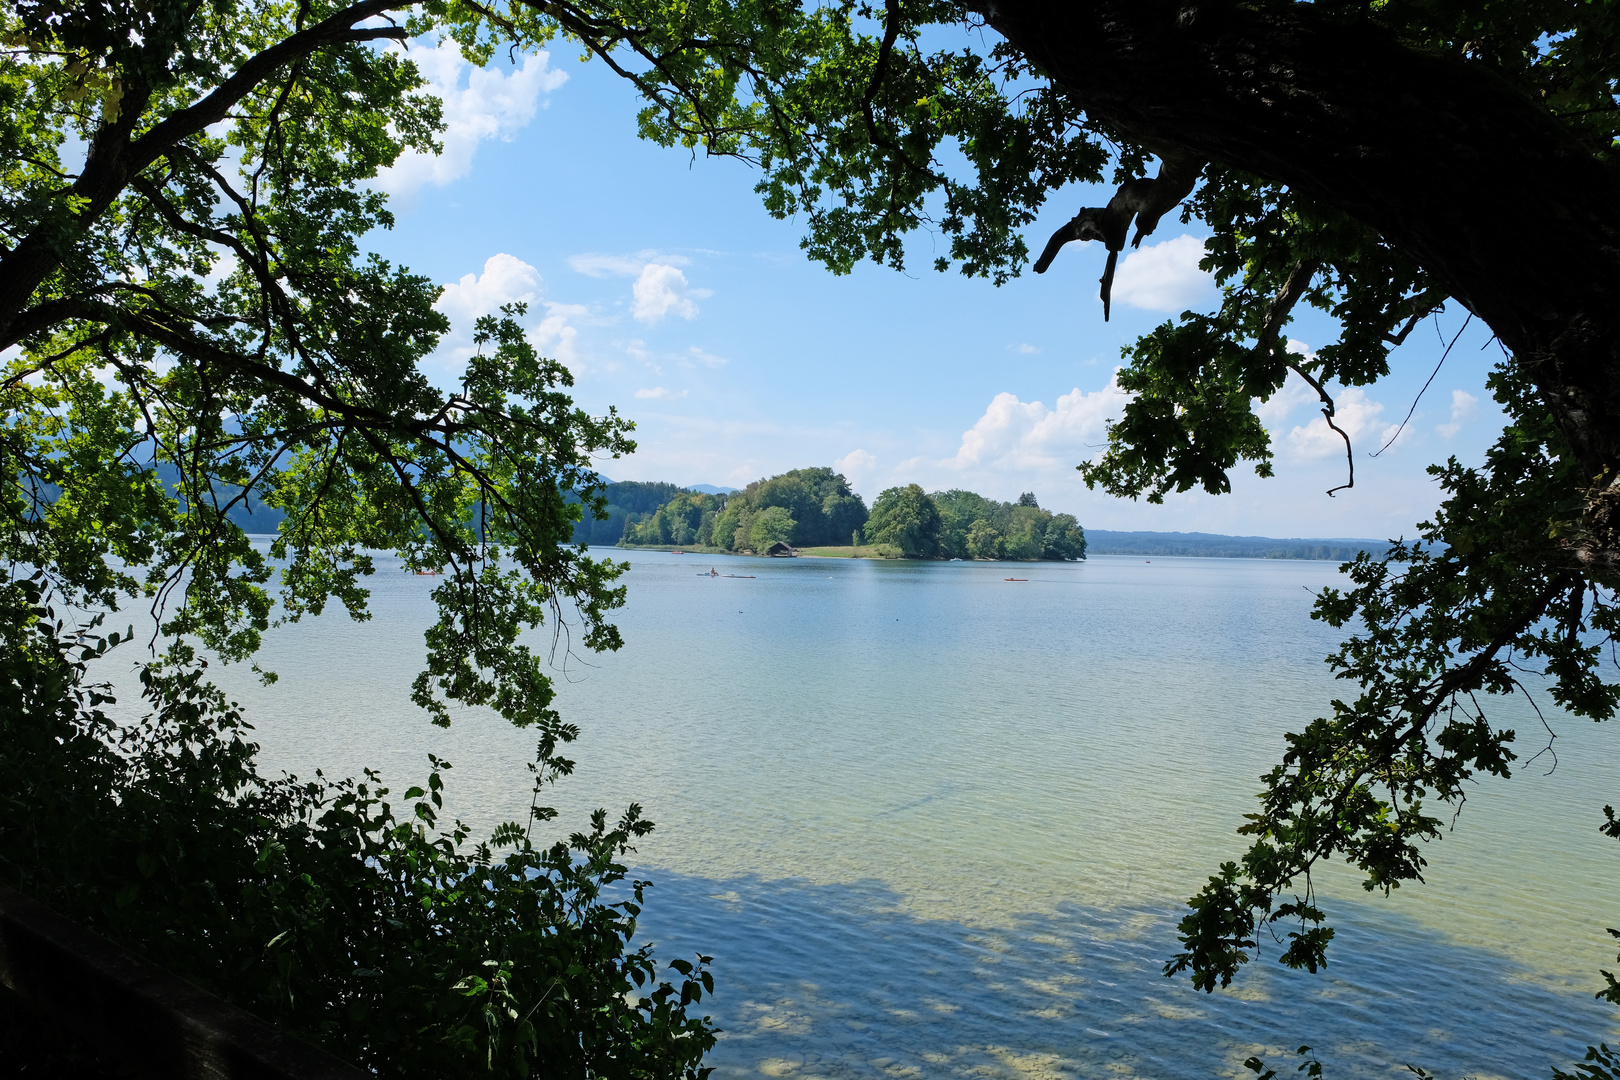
left=597, top=470, right=1087, bottom=562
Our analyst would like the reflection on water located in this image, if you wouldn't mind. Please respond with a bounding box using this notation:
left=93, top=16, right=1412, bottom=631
left=103, top=548, right=1620, bottom=1077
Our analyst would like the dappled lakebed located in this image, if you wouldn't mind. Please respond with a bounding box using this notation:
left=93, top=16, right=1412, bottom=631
left=125, top=548, right=1620, bottom=1079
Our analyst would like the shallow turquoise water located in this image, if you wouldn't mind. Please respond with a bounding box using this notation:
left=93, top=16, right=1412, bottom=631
left=119, top=548, right=1620, bottom=1079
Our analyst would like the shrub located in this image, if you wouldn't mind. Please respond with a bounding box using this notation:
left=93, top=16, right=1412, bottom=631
left=0, top=579, right=716, bottom=1078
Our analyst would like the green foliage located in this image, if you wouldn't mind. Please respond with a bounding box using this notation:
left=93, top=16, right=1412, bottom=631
left=0, top=580, right=717, bottom=1077
left=466, top=0, right=1620, bottom=1016
left=0, top=0, right=708, bottom=1072
left=1165, top=365, right=1618, bottom=989
left=10, top=0, right=1620, bottom=1069
left=578, top=481, right=689, bottom=546
left=643, top=480, right=1087, bottom=561
left=450, top=0, right=1107, bottom=284
left=865, top=483, right=943, bottom=558
left=1553, top=1043, right=1620, bottom=1080
left=931, top=489, right=1086, bottom=561
left=1236, top=805, right=1620, bottom=1080
left=1, top=0, right=636, bottom=728
left=747, top=505, right=795, bottom=549
left=680, top=467, right=867, bottom=552
left=621, top=489, right=728, bottom=547
left=966, top=517, right=1003, bottom=560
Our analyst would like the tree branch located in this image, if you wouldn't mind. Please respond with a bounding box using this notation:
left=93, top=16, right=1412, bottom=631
left=1253, top=258, right=1321, bottom=356
left=1285, top=360, right=1353, bottom=497
left=1032, top=147, right=1204, bottom=319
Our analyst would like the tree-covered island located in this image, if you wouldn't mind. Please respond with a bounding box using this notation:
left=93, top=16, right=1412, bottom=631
left=610, top=469, right=1085, bottom=561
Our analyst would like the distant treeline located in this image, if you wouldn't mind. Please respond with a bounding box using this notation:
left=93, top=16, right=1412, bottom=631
left=568, top=480, right=687, bottom=546
left=211, top=469, right=1370, bottom=564
left=620, top=468, right=866, bottom=550
left=1085, top=530, right=1391, bottom=560
left=866, top=485, right=1086, bottom=560
left=608, top=471, right=1087, bottom=561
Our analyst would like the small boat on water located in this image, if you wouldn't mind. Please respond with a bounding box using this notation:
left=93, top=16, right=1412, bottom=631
left=671, top=550, right=685, bottom=554
left=724, top=574, right=756, bottom=579
left=1004, top=577, right=1027, bottom=581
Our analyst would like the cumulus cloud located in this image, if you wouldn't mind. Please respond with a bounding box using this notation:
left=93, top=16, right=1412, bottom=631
left=532, top=302, right=588, bottom=367
left=433, top=254, right=585, bottom=370
left=436, top=253, right=540, bottom=325
left=834, top=448, right=880, bottom=486
left=568, top=251, right=710, bottom=324
left=635, top=386, right=687, bottom=400
left=943, top=378, right=1125, bottom=473
left=1436, top=389, right=1479, bottom=438
left=1111, top=234, right=1213, bottom=312
left=1011, top=343, right=1042, bottom=355
left=377, top=40, right=566, bottom=199
left=632, top=264, right=703, bottom=324
left=1285, top=387, right=1401, bottom=459
left=831, top=381, right=1128, bottom=499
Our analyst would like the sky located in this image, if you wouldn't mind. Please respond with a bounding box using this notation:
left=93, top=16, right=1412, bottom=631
left=361, top=36, right=1510, bottom=541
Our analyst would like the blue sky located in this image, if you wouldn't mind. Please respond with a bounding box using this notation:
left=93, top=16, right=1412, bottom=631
left=364, top=38, right=1508, bottom=540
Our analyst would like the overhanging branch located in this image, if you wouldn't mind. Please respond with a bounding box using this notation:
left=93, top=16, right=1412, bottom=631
left=1033, top=147, right=1204, bottom=319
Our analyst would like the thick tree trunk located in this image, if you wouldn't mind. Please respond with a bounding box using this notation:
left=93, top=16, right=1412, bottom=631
left=973, top=0, right=1620, bottom=564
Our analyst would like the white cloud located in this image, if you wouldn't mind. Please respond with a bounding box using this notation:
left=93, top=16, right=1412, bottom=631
left=432, top=254, right=586, bottom=371
left=1255, top=364, right=1322, bottom=427
left=834, top=448, right=880, bottom=486
left=932, top=378, right=1126, bottom=478
left=635, top=386, right=687, bottom=400
left=632, top=264, right=703, bottom=324
left=1285, top=387, right=1401, bottom=459
left=1111, top=234, right=1213, bottom=312
left=532, top=302, right=588, bottom=367
left=377, top=40, right=566, bottom=199
left=567, top=252, right=711, bottom=325
left=825, top=380, right=1128, bottom=501
left=570, top=250, right=690, bottom=278
left=1436, top=389, right=1479, bottom=439
left=436, top=253, right=541, bottom=326
left=1011, top=343, right=1041, bottom=355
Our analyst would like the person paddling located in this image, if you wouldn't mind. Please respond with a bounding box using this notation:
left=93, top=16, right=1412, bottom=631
left=708, top=567, right=718, bottom=577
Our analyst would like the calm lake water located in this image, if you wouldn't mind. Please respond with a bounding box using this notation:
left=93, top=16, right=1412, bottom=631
left=112, top=548, right=1620, bottom=1079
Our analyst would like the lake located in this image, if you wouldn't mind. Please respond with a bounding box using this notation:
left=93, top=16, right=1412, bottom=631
left=136, top=547, right=1620, bottom=1079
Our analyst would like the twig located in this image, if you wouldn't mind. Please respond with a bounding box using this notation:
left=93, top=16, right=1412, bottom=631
left=1373, top=313, right=1471, bottom=457
left=1287, top=361, right=1354, bottom=496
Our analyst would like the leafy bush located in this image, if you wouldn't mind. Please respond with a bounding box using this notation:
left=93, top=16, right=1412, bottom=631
left=0, top=579, right=716, bottom=1078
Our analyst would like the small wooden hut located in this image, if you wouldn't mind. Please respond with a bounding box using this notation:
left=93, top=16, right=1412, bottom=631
left=764, top=540, right=796, bottom=557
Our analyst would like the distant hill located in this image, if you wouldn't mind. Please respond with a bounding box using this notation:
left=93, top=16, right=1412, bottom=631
left=687, top=483, right=740, bottom=494
left=150, top=463, right=286, bottom=533
left=1085, top=530, right=1391, bottom=561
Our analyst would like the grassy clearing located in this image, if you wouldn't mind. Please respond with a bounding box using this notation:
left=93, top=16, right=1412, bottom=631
left=795, top=545, right=896, bottom=559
